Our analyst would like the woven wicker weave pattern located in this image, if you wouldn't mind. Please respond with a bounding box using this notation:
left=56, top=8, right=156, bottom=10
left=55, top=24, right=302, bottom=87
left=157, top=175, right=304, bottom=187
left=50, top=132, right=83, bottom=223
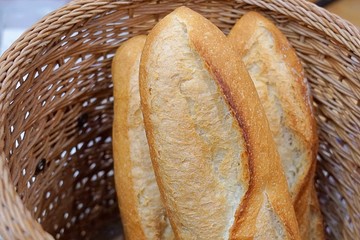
left=0, top=0, right=359, bottom=239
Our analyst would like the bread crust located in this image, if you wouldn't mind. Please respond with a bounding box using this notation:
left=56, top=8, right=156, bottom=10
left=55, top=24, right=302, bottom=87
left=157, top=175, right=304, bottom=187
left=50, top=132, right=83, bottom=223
left=309, top=184, right=326, bottom=240
left=228, top=11, right=324, bottom=239
left=140, top=7, right=300, bottom=240
left=112, top=35, right=174, bottom=240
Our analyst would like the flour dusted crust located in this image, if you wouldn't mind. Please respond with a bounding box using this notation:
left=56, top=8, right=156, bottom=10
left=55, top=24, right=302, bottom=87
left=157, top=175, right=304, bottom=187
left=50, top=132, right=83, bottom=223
left=112, top=35, right=174, bottom=240
left=228, top=11, right=324, bottom=239
left=140, top=7, right=300, bottom=240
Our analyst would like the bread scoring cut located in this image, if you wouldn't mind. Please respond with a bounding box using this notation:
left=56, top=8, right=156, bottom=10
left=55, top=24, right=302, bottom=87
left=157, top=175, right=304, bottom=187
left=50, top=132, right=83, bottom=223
left=228, top=11, right=324, bottom=239
left=140, top=7, right=300, bottom=240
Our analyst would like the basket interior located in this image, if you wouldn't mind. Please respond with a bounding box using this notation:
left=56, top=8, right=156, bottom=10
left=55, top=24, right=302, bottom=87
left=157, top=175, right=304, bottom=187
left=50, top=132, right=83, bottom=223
left=0, top=1, right=359, bottom=239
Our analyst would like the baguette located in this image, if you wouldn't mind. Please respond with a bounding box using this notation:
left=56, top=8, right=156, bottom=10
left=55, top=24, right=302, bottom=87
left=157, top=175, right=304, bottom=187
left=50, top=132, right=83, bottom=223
left=140, top=7, right=300, bottom=239
left=228, top=12, right=324, bottom=239
left=309, top=184, right=325, bottom=240
left=112, top=35, right=174, bottom=240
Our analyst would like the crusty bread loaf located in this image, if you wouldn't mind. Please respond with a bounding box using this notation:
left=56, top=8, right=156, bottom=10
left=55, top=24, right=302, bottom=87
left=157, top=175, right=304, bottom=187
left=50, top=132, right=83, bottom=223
left=309, top=184, right=325, bottom=240
left=140, top=7, right=300, bottom=240
left=228, top=11, right=324, bottom=239
left=112, top=35, right=174, bottom=240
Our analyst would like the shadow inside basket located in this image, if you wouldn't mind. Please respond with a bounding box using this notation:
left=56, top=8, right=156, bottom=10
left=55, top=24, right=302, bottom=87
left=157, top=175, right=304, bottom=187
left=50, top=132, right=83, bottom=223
left=3, top=22, right=125, bottom=238
left=0, top=1, right=359, bottom=240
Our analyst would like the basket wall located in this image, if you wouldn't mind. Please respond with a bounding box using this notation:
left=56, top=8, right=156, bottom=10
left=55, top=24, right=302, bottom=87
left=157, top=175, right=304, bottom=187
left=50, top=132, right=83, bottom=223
left=0, top=0, right=359, bottom=239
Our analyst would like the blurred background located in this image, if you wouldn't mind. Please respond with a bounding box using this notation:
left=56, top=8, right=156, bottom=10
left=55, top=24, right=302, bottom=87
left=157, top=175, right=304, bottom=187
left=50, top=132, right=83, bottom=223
left=0, top=0, right=359, bottom=54
left=0, top=0, right=70, bottom=54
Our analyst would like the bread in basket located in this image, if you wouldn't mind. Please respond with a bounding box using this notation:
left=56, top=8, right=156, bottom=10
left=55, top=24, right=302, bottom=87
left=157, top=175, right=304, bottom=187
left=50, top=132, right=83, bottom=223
left=0, top=0, right=359, bottom=239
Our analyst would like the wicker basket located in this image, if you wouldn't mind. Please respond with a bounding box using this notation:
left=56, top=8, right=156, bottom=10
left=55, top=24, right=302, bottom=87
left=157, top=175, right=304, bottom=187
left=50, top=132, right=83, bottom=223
left=0, top=0, right=359, bottom=239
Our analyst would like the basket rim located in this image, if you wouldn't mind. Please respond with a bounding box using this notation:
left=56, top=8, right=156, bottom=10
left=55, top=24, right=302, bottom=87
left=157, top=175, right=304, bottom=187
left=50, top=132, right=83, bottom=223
left=0, top=1, right=127, bottom=239
left=243, top=0, right=360, bottom=55
left=0, top=0, right=359, bottom=239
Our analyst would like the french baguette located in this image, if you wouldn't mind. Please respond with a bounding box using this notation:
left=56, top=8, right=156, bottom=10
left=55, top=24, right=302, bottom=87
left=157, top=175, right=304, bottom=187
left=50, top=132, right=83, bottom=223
left=112, top=35, right=174, bottom=240
left=140, top=7, right=300, bottom=240
left=228, top=12, right=324, bottom=239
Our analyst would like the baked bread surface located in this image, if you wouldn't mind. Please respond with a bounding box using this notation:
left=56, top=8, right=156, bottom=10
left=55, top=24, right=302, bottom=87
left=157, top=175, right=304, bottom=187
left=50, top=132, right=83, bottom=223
left=228, top=11, right=324, bottom=239
left=140, top=7, right=301, bottom=240
left=112, top=35, right=174, bottom=240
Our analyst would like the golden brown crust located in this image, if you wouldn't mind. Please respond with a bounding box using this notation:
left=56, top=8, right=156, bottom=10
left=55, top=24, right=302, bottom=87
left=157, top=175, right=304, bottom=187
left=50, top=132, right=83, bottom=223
left=228, top=11, right=323, bottom=239
left=140, top=7, right=300, bottom=239
left=309, top=186, right=325, bottom=240
left=112, top=35, right=174, bottom=240
left=184, top=8, right=300, bottom=238
left=228, top=11, right=318, bottom=196
left=112, top=35, right=147, bottom=240
left=139, top=19, right=182, bottom=240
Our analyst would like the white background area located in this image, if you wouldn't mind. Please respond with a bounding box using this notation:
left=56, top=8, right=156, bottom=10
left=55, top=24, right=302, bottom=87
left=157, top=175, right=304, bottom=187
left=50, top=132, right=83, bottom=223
left=0, top=0, right=70, bottom=54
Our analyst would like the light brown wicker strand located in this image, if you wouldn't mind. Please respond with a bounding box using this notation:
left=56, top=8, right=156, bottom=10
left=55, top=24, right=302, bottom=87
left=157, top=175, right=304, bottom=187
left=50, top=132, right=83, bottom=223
left=0, top=0, right=359, bottom=239
left=0, top=158, right=54, bottom=240
left=244, top=0, right=360, bottom=55
left=0, top=1, right=128, bottom=239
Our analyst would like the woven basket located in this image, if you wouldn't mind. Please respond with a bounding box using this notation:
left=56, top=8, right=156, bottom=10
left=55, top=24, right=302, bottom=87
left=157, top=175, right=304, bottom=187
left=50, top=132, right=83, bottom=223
left=0, top=0, right=359, bottom=239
